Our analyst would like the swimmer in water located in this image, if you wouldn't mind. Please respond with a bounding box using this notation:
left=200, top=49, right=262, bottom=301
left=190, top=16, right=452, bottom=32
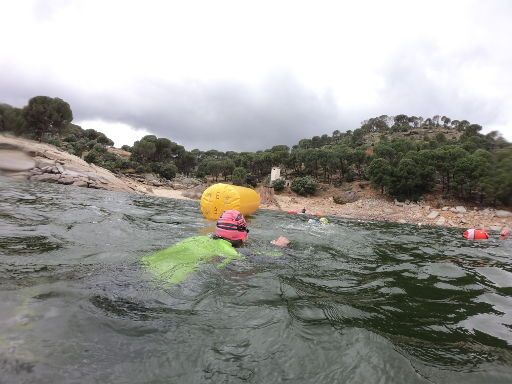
left=143, top=210, right=290, bottom=284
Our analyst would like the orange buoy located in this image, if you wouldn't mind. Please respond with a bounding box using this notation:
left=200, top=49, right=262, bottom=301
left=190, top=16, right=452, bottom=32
left=287, top=210, right=298, bottom=214
left=463, top=228, right=488, bottom=240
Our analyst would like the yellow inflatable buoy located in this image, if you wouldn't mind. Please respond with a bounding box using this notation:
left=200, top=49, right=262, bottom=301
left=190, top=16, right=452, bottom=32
left=200, top=183, right=260, bottom=220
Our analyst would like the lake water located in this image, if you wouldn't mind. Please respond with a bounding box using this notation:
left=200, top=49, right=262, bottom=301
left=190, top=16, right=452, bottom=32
left=1, top=177, right=512, bottom=383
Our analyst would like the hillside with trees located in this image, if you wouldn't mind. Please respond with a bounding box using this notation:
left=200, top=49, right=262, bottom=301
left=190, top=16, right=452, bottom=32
left=1, top=96, right=511, bottom=206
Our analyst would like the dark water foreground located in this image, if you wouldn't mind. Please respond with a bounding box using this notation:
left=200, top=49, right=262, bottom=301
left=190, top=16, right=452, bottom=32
left=1, top=177, right=511, bottom=384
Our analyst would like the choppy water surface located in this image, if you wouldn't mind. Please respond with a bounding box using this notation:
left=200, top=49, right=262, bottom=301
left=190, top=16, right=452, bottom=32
left=1, top=177, right=512, bottom=383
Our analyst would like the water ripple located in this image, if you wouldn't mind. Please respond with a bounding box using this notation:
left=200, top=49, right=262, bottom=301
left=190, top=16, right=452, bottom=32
left=1, top=178, right=512, bottom=383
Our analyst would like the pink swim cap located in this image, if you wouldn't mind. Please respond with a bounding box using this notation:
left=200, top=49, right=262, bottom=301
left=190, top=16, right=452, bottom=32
left=214, top=210, right=249, bottom=242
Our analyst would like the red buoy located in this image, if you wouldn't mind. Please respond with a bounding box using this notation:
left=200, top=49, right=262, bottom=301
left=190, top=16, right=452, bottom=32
left=463, top=228, right=489, bottom=240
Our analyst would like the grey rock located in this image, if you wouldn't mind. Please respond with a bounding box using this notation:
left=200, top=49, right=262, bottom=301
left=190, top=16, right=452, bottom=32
left=56, top=163, right=64, bottom=174
left=60, top=170, right=82, bottom=178
left=59, top=176, right=75, bottom=185
left=436, top=217, right=446, bottom=226
left=73, top=180, right=88, bottom=187
left=30, top=173, right=61, bottom=183
left=333, top=191, right=359, bottom=205
left=427, top=211, right=440, bottom=219
left=495, top=210, right=512, bottom=218
left=442, top=206, right=449, bottom=211
left=36, top=159, right=55, bottom=168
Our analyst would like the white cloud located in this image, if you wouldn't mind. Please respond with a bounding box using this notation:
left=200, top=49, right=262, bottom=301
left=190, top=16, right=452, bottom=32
left=77, top=119, right=152, bottom=147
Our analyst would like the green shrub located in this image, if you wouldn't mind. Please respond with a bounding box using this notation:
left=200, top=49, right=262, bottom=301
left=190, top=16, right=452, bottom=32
left=344, top=170, right=356, bottom=182
left=150, top=162, right=163, bottom=174
left=271, top=178, right=285, bottom=192
left=92, top=143, right=107, bottom=153
left=159, top=163, right=178, bottom=180
left=291, top=176, right=317, bottom=196
left=46, top=136, right=63, bottom=148
left=232, top=167, right=248, bottom=186
left=245, top=174, right=257, bottom=187
left=84, top=150, right=99, bottom=164
left=135, top=164, right=150, bottom=173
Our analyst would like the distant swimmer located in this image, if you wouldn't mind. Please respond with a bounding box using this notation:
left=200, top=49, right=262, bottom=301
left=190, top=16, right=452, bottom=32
left=500, top=227, right=510, bottom=240
left=308, top=217, right=329, bottom=225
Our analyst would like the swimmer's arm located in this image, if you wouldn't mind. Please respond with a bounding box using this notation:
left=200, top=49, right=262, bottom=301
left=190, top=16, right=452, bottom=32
left=271, top=236, right=290, bottom=247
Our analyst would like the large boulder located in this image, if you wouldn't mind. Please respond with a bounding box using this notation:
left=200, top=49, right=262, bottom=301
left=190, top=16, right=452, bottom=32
left=427, top=211, right=440, bottom=219
left=333, top=191, right=359, bottom=205
left=450, top=206, right=467, bottom=213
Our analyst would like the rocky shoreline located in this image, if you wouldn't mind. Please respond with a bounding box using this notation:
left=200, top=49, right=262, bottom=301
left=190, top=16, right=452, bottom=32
left=261, top=192, right=511, bottom=232
left=1, top=134, right=510, bottom=232
left=0, top=135, right=198, bottom=199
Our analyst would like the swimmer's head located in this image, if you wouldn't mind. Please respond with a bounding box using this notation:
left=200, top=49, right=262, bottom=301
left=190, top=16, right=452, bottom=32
left=214, top=210, right=249, bottom=246
left=319, top=217, right=329, bottom=225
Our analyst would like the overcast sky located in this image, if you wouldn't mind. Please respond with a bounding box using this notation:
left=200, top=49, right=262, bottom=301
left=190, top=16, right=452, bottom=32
left=1, top=0, right=511, bottom=151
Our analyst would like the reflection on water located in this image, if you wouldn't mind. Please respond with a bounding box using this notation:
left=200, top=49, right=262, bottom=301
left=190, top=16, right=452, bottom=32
left=1, top=177, right=512, bottom=383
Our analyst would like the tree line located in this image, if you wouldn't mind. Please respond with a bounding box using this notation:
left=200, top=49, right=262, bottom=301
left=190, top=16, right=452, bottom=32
left=1, top=96, right=511, bottom=206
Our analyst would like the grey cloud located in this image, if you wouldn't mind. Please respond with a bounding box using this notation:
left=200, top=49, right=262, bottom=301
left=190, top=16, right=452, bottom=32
left=0, top=69, right=353, bottom=151
left=72, top=76, right=353, bottom=151
left=1, top=57, right=510, bottom=151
